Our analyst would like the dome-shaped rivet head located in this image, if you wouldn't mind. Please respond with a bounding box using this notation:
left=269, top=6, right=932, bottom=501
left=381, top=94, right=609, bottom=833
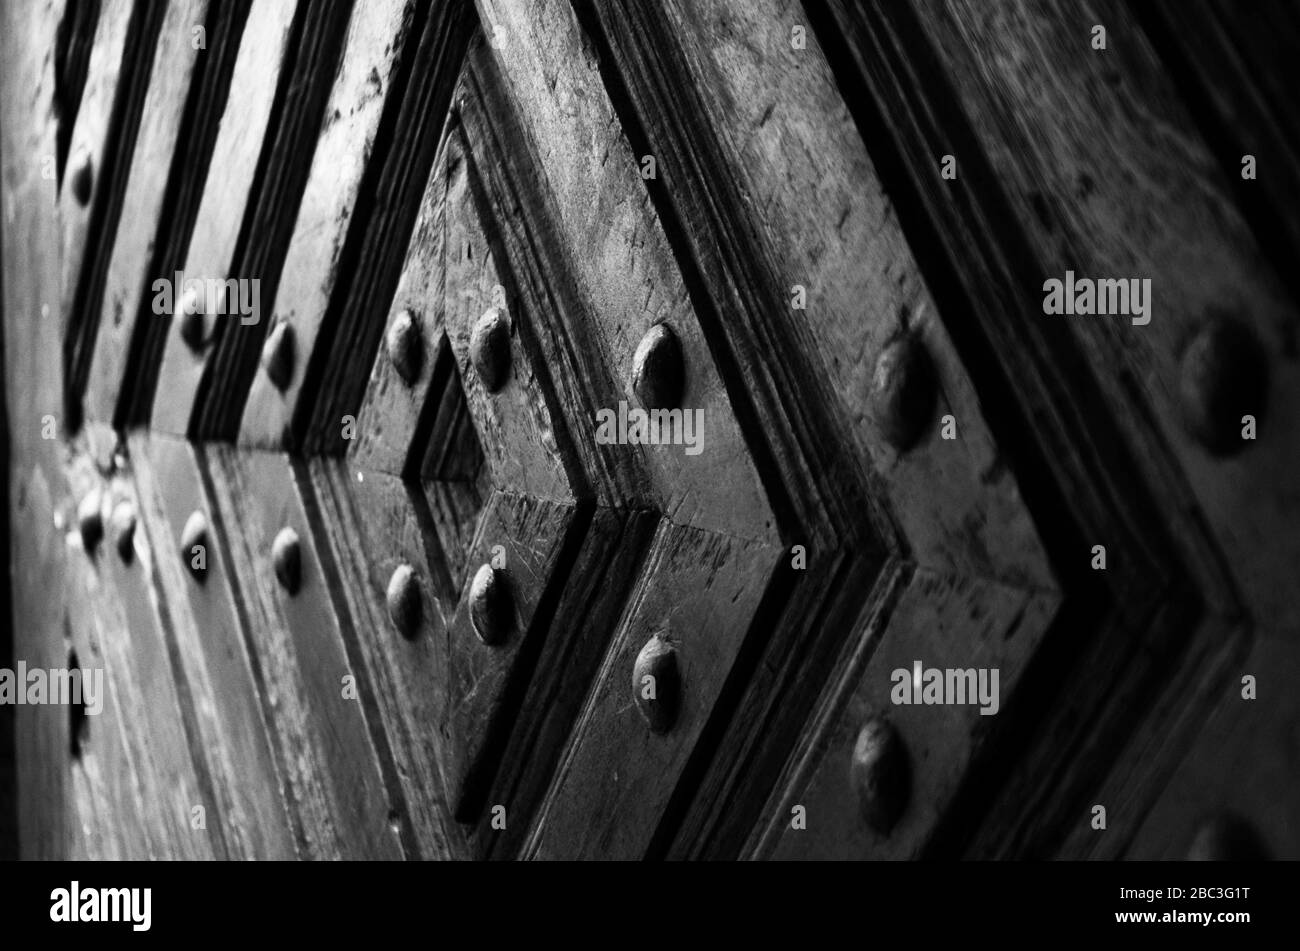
left=262, top=321, right=294, bottom=391
left=181, top=510, right=209, bottom=580
left=1179, top=316, right=1267, bottom=456
left=386, top=563, right=421, bottom=639
left=468, top=563, right=511, bottom=645
left=178, top=287, right=207, bottom=350
left=109, top=500, right=136, bottom=563
left=1186, top=813, right=1270, bottom=861
left=632, top=633, right=680, bottom=734
left=849, top=716, right=910, bottom=836
left=77, top=487, right=104, bottom=553
left=870, top=336, right=936, bottom=451
left=272, top=527, right=302, bottom=595
left=632, top=323, right=684, bottom=411
left=387, top=310, right=423, bottom=385
left=469, top=307, right=511, bottom=392
left=70, top=147, right=93, bottom=206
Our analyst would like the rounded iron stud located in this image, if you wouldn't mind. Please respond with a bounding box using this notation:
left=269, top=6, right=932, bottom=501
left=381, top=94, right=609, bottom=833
left=178, top=287, right=207, bottom=350
left=1186, top=813, right=1270, bottom=861
left=70, top=147, right=93, bottom=206
left=631, top=323, right=684, bottom=411
left=387, top=310, right=423, bottom=385
left=272, top=527, right=302, bottom=595
left=387, top=563, right=421, bottom=639
left=632, top=633, right=680, bottom=734
left=109, top=500, right=136, bottom=563
left=262, top=321, right=295, bottom=391
left=869, top=336, right=936, bottom=451
left=77, top=488, right=104, bottom=554
left=849, top=716, right=910, bottom=836
left=469, top=307, right=511, bottom=392
left=1179, top=316, right=1267, bottom=455
left=468, top=563, right=510, bottom=645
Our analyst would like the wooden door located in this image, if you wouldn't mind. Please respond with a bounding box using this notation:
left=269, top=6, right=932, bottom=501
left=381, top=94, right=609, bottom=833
left=1, top=0, right=1295, bottom=860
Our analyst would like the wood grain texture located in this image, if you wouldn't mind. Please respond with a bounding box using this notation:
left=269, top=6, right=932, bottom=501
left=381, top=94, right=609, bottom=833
left=4, top=0, right=85, bottom=860
left=581, top=0, right=1071, bottom=860
left=128, top=431, right=298, bottom=858
left=461, top=14, right=775, bottom=539
left=1139, top=1, right=1300, bottom=311
left=147, top=0, right=305, bottom=438
left=83, top=0, right=254, bottom=429
left=810, top=0, right=1259, bottom=858
left=438, top=128, right=572, bottom=505
left=202, top=444, right=404, bottom=859
left=350, top=120, right=450, bottom=479
left=307, top=461, right=467, bottom=860
left=84, top=0, right=211, bottom=427
left=64, top=435, right=215, bottom=859
left=61, top=0, right=164, bottom=430
left=177, top=0, right=355, bottom=440
left=238, top=0, right=472, bottom=453
left=757, top=569, right=1057, bottom=859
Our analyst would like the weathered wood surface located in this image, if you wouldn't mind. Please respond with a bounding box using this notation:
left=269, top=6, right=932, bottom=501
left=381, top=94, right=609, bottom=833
left=61, top=0, right=164, bottom=429
left=808, top=0, right=1273, bottom=859
left=147, top=0, right=307, bottom=438
left=84, top=0, right=250, bottom=429
left=4, top=0, right=1298, bottom=861
left=239, top=0, right=472, bottom=454
left=5, top=0, right=85, bottom=859
left=129, top=431, right=298, bottom=859
left=202, top=444, right=404, bottom=859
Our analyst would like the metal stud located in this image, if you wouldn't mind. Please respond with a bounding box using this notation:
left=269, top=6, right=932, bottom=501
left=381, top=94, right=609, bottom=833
left=631, top=633, right=680, bottom=734
left=1186, top=813, right=1269, bottom=861
left=468, top=563, right=510, bottom=645
left=262, top=321, right=295, bottom=391
left=272, top=527, right=302, bottom=595
left=632, top=323, right=684, bottom=411
left=386, top=563, right=421, bottom=639
left=109, top=500, right=136, bottom=563
left=181, top=510, right=209, bottom=580
left=849, top=716, right=910, bottom=836
left=77, top=487, right=103, bottom=554
left=1179, top=316, right=1267, bottom=456
left=70, top=147, right=93, bottom=206
left=469, top=307, right=511, bottom=392
left=387, top=310, right=423, bottom=384
left=178, top=287, right=207, bottom=351
left=870, top=335, right=936, bottom=451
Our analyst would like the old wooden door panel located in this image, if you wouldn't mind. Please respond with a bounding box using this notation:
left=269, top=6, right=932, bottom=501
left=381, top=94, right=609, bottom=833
left=63, top=432, right=214, bottom=860
left=6, top=0, right=1297, bottom=863
left=147, top=0, right=312, bottom=438
left=907, top=0, right=1297, bottom=637
left=1111, top=1, right=1300, bottom=860
left=202, top=445, right=403, bottom=859
left=350, top=124, right=450, bottom=481
left=128, top=431, right=298, bottom=859
left=802, top=1, right=1262, bottom=858
left=239, top=0, right=470, bottom=454
left=307, top=462, right=467, bottom=859
left=758, top=571, right=1058, bottom=859
left=60, top=0, right=161, bottom=425
left=83, top=0, right=250, bottom=430
left=579, top=0, right=1071, bottom=861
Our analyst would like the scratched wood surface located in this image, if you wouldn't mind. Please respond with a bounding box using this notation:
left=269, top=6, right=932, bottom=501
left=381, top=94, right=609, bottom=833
left=3, top=0, right=1298, bottom=861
